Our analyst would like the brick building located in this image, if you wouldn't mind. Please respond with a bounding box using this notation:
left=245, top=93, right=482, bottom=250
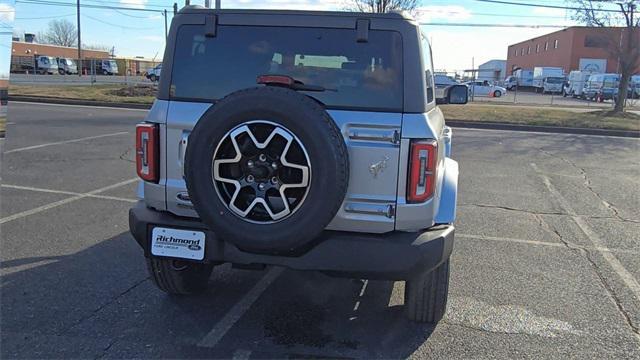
left=11, top=41, right=109, bottom=59
left=506, top=26, right=640, bottom=75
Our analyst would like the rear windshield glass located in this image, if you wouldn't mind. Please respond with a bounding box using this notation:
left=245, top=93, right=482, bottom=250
left=170, top=25, right=403, bottom=111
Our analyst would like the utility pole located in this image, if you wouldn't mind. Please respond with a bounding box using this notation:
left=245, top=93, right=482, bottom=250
left=77, top=0, right=82, bottom=76
left=173, top=3, right=178, bottom=15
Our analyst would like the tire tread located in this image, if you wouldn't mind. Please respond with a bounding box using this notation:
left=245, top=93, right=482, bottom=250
left=405, top=259, right=450, bottom=323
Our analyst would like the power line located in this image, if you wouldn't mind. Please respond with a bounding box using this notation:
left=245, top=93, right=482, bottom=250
left=16, top=0, right=168, bottom=13
left=474, top=0, right=623, bottom=13
left=83, top=13, right=160, bottom=30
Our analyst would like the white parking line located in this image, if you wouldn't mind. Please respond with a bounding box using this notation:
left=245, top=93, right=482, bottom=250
left=530, top=163, right=640, bottom=300
left=1, top=184, right=137, bottom=203
left=0, top=178, right=138, bottom=225
left=4, top=131, right=129, bottom=154
left=457, top=233, right=640, bottom=256
left=198, top=267, right=284, bottom=348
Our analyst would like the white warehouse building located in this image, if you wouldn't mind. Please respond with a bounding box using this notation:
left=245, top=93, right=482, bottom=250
left=477, top=59, right=507, bottom=82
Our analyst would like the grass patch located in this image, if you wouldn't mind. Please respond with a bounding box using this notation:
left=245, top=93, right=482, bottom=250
left=441, top=104, right=640, bottom=131
left=9, top=84, right=156, bottom=104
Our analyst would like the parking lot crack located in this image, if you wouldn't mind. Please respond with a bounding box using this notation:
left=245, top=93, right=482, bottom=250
left=538, top=148, right=636, bottom=224
left=537, top=215, right=640, bottom=341
left=459, top=203, right=567, bottom=216
left=61, top=276, right=150, bottom=335
left=95, top=338, right=118, bottom=359
left=119, top=148, right=135, bottom=163
left=580, top=248, right=640, bottom=340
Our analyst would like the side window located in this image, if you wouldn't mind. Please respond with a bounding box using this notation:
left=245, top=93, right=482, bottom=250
left=421, top=34, right=434, bottom=104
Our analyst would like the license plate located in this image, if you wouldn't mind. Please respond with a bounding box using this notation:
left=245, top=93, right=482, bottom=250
left=151, top=227, right=205, bottom=260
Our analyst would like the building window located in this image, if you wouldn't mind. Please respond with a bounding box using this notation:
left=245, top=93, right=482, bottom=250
left=521, top=48, right=525, bottom=56
left=527, top=46, right=531, bottom=54
left=584, top=35, right=608, bottom=48
left=554, top=39, right=558, bottom=49
left=545, top=41, right=548, bottom=51
left=536, top=44, right=540, bottom=53
left=514, top=49, right=517, bottom=56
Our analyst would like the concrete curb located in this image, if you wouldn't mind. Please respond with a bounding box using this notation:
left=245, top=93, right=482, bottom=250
left=9, top=96, right=639, bottom=138
left=446, top=120, right=640, bottom=138
left=9, top=95, right=152, bottom=109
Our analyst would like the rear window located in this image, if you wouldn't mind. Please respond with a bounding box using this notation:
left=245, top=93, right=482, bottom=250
left=170, top=25, right=403, bottom=111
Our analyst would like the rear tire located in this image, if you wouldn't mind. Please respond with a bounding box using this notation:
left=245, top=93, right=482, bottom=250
left=146, top=258, right=214, bottom=295
left=494, top=90, right=502, bottom=98
left=150, top=74, right=157, bottom=82
left=405, top=259, right=450, bottom=323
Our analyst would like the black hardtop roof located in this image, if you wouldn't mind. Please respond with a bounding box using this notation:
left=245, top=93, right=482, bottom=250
left=178, top=6, right=414, bottom=21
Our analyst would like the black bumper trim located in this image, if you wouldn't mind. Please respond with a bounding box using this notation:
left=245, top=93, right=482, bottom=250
left=129, top=201, right=454, bottom=280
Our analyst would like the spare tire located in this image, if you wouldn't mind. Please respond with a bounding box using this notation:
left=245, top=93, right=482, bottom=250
left=184, top=86, right=349, bottom=255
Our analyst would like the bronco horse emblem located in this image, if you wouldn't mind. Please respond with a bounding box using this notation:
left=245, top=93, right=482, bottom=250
left=369, top=155, right=390, bottom=178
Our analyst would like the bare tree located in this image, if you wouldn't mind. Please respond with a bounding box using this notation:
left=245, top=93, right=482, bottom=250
left=38, top=19, right=77, bottom=47
left=346, top=0, right=418, bottom=13
left=570, top=0, right=639, bottom=112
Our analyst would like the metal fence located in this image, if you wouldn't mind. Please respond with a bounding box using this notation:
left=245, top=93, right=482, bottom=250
left=10, top=56, right=160, bottom=86
left=468, top=86, right=640, bottom=110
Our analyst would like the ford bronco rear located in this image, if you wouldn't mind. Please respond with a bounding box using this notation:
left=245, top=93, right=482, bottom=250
left=129, top=6, right=467, bottom=323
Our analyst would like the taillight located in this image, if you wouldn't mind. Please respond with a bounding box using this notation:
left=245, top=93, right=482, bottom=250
left=407, top=140, right=437, bottom=203
left=136, top=123, right=159, bottom=182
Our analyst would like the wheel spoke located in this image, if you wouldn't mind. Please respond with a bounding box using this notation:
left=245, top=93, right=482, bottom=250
left=212, top=121, right=311, bottom=223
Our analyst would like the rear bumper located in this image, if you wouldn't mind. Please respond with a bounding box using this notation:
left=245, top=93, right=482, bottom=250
left=129, top=201, right=454, bottom=280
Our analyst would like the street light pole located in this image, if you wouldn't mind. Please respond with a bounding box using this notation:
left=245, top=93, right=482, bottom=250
left=77, top=0, right=82, bottom=76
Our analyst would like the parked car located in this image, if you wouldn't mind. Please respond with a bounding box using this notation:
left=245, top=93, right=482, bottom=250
left=466, top=80, right=507, bottom=97
left=582, top=73, right=620, bottom=101
left=146, top=64, right=162, bottom=82
left=434, top=74, right=457, bottom=98
left=129, top=7, right=468, bottom=324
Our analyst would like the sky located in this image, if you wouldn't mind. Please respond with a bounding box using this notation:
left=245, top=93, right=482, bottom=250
left=0, top=0, right=14, bottom=79
left=7, top=0, right=617, bottom=72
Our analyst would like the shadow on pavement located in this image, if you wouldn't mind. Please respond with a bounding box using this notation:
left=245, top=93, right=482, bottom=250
left=1, top=231, right=436, bottom=359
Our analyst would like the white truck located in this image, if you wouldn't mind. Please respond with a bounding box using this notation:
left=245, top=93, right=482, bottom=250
left=563, top=70, right=595, bottom=98
left=533, top=67, right=564, bottom=94
left=504, top=68, right=533, bottom=90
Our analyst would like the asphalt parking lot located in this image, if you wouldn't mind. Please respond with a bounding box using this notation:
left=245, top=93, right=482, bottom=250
left=1, top=102, right=639, bottom=359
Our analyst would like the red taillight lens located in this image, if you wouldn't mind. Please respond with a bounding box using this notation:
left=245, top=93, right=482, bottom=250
left=407, top=140, right=437, bottom=203
left=136, top=123, right=159, bottom=183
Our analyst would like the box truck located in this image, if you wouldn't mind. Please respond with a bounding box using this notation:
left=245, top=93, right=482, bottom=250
left=504, top=68, right=533, bottom=90
left=563, top=70, right=596, bottom=98
left=533, top=67, right=564, bottom=94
